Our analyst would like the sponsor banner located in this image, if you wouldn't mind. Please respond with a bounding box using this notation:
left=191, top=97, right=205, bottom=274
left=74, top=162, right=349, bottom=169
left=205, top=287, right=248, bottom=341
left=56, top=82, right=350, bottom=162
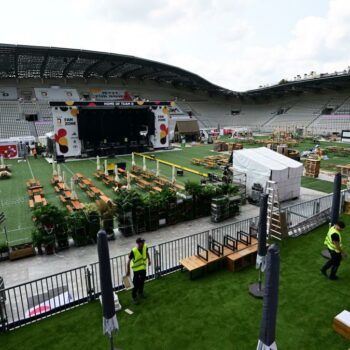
left=152, top=106, right=169, bottom=148
left=35, top=88, right=80, bottom=101
left=0, top=87, right=18, bottom=100
left=52, top=106, right=81, bottom=157
left=89, top=88, right=133, bottom=101
left=0, top=143, right=18, bottom=158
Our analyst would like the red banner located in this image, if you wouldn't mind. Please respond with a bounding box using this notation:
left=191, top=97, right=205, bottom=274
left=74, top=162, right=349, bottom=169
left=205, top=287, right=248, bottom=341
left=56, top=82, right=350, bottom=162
left=0, top=144, right=18, bottom=158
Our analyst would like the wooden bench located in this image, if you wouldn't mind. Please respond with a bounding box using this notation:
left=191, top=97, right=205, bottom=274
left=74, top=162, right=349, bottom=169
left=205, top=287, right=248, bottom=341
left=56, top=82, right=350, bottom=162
left=87, top=191, right=95, bottom=198
left=78, top=182, right=86, bottom=190
left=180, top=244, right=225, bottom=279
left=59, top=195, right=66, bottom=203
left=226, top=244, right=258, bottom=272
left=180, top=233, right=258, bottom=279
left=179, top=255, right=207, bottom=279
left=102, top=178, right=110, bottom=186
left=66, top=205, right=73, bottom=213
left=28, top=199, right=34, bottom=209
left=152, top=186, right=162, bottom=192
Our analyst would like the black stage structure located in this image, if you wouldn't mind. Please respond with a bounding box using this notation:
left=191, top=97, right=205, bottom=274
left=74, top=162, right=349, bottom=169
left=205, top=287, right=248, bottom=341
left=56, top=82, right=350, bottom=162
left=50, top=101, right=172, bottom=158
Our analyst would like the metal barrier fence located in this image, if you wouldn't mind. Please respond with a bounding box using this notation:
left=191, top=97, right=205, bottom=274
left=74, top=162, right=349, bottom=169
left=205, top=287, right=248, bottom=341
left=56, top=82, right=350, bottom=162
left=0, top=191, right=342, bottom=332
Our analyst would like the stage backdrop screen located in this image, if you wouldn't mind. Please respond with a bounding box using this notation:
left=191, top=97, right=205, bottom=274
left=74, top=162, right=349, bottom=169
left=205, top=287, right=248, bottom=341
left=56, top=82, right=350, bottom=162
left=77, top=107, right=155, bottom=144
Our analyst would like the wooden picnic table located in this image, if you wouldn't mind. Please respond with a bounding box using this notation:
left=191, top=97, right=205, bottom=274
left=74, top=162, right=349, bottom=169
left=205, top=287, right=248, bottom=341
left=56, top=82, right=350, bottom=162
left=75, top=173, right=84, bottom=179
left=64, top=191, right=72, bottom=199
left=82, top=179, right=93, bottom=186
left=152, top=186, right=162, bottom=192
left=91, top=187, right=102, bottom=194
left=34, top=195, right=42, bottom=204
left=99, top=195, right=111, bottom=204
left=71, top=200, right=84, bottom=210
left=138, top=179, right=151, bottom=186
left=57, top=182, right=65, bottom=190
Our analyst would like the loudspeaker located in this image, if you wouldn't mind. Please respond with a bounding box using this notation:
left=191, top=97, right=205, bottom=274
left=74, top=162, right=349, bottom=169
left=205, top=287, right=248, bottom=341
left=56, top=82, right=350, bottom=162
left=56, top=155, right=65, bottom=163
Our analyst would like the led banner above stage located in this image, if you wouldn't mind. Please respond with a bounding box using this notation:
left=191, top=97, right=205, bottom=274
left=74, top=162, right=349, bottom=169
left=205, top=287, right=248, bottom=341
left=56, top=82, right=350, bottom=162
left=49, top=100, right=175, bottom=107
left=89, top=88, right=133, bottom=101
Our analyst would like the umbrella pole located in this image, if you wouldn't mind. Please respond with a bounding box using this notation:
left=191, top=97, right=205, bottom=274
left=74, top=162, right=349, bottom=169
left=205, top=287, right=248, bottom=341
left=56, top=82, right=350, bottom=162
left=249, top=263, right=264, bottom=299
left=258, top=265, right=262, bottom=291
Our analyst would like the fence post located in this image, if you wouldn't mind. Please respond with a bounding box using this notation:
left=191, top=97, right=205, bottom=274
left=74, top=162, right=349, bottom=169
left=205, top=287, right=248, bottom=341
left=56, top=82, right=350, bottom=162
left=153, top=249, right=161, bottom=278
left=313, top=200, right=320, bottom=215
left=0, top=277, right=7, bottom=333
left=85, top=265, right=95, bottom=301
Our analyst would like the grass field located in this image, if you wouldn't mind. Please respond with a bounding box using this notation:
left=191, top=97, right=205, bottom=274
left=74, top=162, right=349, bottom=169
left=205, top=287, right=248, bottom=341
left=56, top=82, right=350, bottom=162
left=2, top=218, right=350, bottom=350
left=0, top=141, right=348, bottom=246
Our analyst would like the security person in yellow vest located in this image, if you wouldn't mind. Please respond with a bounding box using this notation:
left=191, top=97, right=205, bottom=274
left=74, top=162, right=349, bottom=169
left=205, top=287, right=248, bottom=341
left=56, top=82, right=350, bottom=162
left=321, top=221, right=346, bottom=280
left=126, top=238, right=151, bottom=304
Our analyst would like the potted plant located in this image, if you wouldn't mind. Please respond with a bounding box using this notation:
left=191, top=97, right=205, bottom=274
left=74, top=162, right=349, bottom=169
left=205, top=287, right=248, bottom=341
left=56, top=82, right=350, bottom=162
left=67, top=211, right=90, bottom=246
left=84, top=203, right=101, bottom=243
left=0, top=243, right=9, bottom=261
left=32, top=204, right=66, bottom=254
left=115, top=189, right=142, bottom=236
left=32, top=228, right=44, bottom=255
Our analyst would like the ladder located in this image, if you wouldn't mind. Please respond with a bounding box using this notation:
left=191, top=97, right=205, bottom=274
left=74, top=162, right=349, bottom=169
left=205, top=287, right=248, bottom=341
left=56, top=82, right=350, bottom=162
left=266, top=181, right=283, bottom=240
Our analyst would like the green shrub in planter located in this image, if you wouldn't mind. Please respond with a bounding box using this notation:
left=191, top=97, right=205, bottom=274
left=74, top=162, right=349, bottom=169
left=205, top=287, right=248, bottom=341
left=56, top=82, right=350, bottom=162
left=67, top=211, right=90, bottom=246
left=32, top=204, right=67, bottom=254
left=31, top=229, right=43, bottom=255
left=84, top=203, right=101, bottom=243
left=0, top=242, right=9, bottom=261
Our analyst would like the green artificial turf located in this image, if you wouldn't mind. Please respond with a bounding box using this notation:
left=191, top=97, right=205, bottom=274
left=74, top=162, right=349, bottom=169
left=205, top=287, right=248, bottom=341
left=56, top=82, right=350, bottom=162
left=0, top=138, right=349, bottom=245
left=2, top=218, right=350, bottom=350
left=300, top=176, right=345, bottom=194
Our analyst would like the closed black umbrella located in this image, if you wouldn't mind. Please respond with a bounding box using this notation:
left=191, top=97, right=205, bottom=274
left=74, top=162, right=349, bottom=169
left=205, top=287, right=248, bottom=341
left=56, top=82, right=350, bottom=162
left=331, top=172, right=341, bottom=226
left=97, top=229, right=119, bottom=349
left=257, top=244, right=280, bottom=350
left=249, top=194, right=268, bottom=298
left=322, top=172, right=342, bottom=259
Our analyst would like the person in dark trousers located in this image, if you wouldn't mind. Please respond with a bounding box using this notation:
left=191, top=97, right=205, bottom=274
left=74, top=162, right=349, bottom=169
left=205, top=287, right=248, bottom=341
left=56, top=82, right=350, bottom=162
left=321, top=221, right=346, bottom=280
left=126, top=238, right=151, bottom=304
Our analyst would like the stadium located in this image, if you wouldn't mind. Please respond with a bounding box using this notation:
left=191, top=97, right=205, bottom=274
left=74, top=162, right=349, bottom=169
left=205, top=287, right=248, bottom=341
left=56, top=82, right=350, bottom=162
left=1, top=42, right=350, bottom=350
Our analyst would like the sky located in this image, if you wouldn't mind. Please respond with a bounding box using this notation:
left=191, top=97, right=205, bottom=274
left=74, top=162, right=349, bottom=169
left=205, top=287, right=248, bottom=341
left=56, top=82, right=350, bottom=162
left=1, top=0, right=350, bottom=91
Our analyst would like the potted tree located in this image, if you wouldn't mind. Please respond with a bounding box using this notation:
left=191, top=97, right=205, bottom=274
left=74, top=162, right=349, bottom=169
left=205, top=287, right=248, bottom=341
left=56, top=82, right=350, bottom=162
left=67, top=211, right=89, bottom=246
left=0, top=242, right=9, bottom=261
left=84, top=203, right=101, bottom=243
left=32, top=204, right=66, bottom=254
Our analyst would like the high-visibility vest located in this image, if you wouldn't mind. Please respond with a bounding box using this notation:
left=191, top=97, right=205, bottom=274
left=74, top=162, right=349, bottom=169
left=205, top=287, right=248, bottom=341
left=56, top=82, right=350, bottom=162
left=131, top=244, right=148, bottom=272
left=324, top=226, right=342, bottom=252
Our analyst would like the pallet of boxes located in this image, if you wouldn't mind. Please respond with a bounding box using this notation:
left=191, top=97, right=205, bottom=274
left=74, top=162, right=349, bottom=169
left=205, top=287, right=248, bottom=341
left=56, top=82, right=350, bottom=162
left=213, top=141, right=227, bottom=152
left=211, top=196, right=240, bottom=223
left=213, top=141, right=243, bottom=153
left=304, top=158, right=320, bottom=178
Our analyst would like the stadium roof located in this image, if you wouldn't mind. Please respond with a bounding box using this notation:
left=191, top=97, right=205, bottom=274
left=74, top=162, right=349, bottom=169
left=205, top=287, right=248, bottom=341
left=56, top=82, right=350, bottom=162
left=0, top=44, right=234, bottom=95
left=245, top=72, right=350, bottom=97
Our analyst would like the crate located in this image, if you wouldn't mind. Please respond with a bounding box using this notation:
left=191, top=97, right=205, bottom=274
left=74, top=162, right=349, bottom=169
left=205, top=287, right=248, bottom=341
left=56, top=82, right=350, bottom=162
left=304, top=159, right=320, bottom=178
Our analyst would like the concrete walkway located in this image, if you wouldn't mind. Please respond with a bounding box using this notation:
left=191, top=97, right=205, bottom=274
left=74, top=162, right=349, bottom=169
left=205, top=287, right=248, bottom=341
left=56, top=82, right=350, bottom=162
left=1, top=187, right=325, bottom=288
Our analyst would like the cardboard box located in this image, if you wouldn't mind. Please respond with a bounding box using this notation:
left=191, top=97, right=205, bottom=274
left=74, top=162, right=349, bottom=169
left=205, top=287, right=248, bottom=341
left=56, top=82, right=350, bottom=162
left=333, top=310, right=350, bottom=341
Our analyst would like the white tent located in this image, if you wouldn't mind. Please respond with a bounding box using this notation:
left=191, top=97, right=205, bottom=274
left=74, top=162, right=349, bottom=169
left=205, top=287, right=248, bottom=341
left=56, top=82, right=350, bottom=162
left=254, top=147, right=303, bottom=200
left=232, top=147, right=303, bottom=201
left=254, top=147, right=303, bottom=178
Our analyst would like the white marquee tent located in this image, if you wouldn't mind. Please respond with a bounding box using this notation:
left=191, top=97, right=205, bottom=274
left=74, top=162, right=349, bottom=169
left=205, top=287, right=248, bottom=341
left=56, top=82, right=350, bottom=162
left=232, top=147, right=303, bottom=201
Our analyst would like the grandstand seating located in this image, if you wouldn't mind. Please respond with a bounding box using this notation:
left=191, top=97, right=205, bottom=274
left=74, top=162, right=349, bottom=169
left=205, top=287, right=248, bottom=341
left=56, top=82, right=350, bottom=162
left=1, top=85, right=350, bottom=139
left=263, top=97, right=326, bottom=131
